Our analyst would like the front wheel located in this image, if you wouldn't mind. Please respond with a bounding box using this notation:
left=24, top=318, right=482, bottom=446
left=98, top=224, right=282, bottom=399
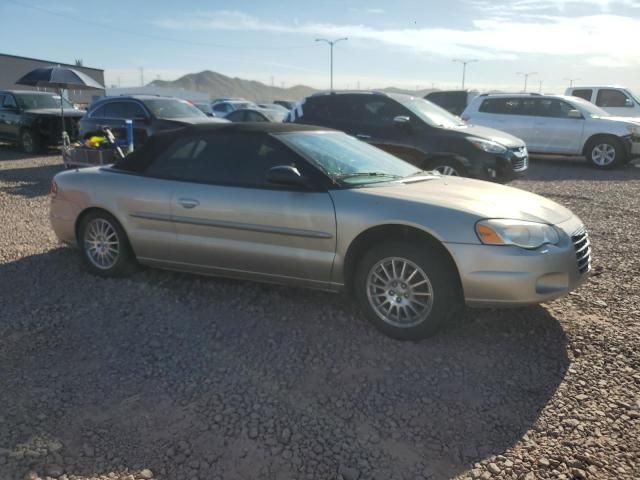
left=586, top=137, right=626, bottom=169
left=354, top=242, right=461, bottom=340
left=21, top=129, right=42, bottom=154
left=425, top=158, right=467, bottom=177
left=78, top=211, right=136, bottom=277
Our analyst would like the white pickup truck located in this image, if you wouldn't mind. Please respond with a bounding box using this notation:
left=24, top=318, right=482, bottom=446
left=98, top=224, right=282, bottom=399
left=565, top=86, right=640, bottom=118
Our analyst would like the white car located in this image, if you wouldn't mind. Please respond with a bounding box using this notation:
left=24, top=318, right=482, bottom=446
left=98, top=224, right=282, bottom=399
left=462, top=93, right=640, bottom=169
left=565, top=86, right=640, bottom=118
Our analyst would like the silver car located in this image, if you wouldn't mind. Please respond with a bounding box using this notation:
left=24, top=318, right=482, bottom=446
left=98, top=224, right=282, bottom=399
left=50, top=123, right=591, bottom=340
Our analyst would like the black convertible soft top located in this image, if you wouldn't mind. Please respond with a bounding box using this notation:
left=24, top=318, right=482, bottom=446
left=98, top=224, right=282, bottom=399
left=113, top=122, right=334, bottom=173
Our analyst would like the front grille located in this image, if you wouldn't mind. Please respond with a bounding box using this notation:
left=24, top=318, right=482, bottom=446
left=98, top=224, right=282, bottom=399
left=510, top=147, right=528, bottom=172
left=572, top=229, right=591, bottom=275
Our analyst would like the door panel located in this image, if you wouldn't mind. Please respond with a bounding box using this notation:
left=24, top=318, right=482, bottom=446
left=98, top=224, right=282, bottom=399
left=170, top=183, right=337, bottom=283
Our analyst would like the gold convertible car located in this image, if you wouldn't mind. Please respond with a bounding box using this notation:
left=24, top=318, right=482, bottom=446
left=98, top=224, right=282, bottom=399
left=50, top=123, right=591, bottom=339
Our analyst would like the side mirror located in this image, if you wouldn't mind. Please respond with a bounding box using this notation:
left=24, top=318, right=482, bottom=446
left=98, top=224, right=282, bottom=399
left=624, top=98, right=634, bottom=108
left=568, top=109, right=583, bottom=119
left=267, top=165, right=310, bottom=188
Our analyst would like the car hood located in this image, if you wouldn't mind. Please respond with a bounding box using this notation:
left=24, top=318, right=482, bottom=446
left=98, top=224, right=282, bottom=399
left=453, top=124, right=525, bottom=148
left=361, top=175, right=573, bottom=224
left=163, top=116, right=229, bottom=125
left=593, top=115, right=640, bottom=126
left=23, top=108, right=84, bottom=118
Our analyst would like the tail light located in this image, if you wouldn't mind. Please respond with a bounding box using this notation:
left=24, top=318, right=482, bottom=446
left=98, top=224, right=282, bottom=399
left=50, top=180, right=58, bottom=197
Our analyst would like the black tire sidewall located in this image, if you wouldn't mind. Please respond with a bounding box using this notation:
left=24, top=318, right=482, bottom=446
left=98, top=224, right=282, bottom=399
left=21, top=129, right=41, bottom=154
left=78, top=211, right=135, bottom=277
left=354, top=241, right=459, bottom=340
left=424, top=158, right=467, bottom=177
left=587, top=137, right=625, bottom=169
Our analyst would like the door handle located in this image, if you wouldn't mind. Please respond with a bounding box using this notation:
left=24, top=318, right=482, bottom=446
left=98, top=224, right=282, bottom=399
left=178, top=198, right=200, bottom=209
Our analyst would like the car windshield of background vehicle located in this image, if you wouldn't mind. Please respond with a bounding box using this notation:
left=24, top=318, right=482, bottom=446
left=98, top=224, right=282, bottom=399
left=15, top=94, right=75, bottom=110
left=278, top=132, right=421, bottom=186
left=144, top=99, right=207, bottom=119
left=570, top=97, right=612, bottom=118
left=395, top=96, right=466, bottom=128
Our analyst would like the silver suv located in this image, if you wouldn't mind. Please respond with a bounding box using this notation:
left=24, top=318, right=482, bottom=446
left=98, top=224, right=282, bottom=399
left=462, top=93, right=640, bottom=169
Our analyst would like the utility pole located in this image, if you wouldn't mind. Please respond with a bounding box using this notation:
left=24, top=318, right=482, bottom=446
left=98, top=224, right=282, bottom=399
left=140, top=67, right=144, bottom=87
left=315, top=37, right=348, bottom=91
left=452, top=59, right=478, bottom=90
left=517, top=71, right=537, bottom=92
left=271, top=76, right=274, bottom=87
left=564, top=77, right=580, bottom=88
left=539, top=80, right=543, bottom=93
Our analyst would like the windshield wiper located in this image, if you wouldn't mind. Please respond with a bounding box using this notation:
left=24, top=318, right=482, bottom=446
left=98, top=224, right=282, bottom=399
left=334, top=171, right=402, bottom=179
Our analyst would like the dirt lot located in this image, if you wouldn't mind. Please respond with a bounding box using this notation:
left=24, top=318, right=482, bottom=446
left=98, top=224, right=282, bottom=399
left=0, top=145, right=639, bottom=480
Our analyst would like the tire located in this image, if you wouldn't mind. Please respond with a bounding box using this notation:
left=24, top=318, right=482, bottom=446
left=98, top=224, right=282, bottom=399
left=586, top=137, right=626, bottom=169
left=21, top=129, right=42, bottom=154
left=425, top=158, right=467, bottom=177
left=354, top=241, right=461, bottom=340
left=78, top=211, right=136, bottom=277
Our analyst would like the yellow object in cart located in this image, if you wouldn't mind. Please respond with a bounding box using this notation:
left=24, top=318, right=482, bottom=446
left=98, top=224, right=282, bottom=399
left=85, top=136, right=107, bottom=148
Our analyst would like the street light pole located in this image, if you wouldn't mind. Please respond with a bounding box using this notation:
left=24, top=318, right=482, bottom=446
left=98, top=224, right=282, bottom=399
left=316, top=37, right=348, bottom=91
left=517, top=71, right=537, bottom=92
left=452, top=59, right=478, bottom=90
left=564, top=78, right=580, bottom=88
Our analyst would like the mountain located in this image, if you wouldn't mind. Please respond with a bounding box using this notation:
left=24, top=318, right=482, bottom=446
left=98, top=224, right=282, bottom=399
left=150, top=70, right=318, bottom=102
left=149, top=70, right=440, bottom=102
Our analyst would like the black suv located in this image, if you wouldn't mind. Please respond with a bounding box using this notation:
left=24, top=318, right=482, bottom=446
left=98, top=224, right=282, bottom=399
left=79, top=95, right=226, bottom=146
left=0, top=90, right=84, bottom=153
left=287, top=91, right=528, bottom=182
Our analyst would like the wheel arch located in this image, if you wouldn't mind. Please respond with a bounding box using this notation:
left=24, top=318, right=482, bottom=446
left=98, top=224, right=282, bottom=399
left=74, top=206, right=135, bottom=254
left=342, top=223, right=463, bottom=298
left=582, top=133, right=623, bottom=156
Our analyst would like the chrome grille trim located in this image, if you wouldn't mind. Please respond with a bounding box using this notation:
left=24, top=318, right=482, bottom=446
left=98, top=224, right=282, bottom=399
left=571, top=229, right=591, bottom=275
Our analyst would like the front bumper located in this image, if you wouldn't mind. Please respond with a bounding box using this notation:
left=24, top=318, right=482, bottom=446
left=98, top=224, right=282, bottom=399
left=466, top=146, right=529, bottom=183
left=445, top=216, right=590, bottom=307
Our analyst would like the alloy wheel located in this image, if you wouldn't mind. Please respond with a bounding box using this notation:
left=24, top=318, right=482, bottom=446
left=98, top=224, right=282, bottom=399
left=366, top=257, right=434, bottom=328
left=84, top=218, right=120, bottom=270
left=434, top=165, right=459, bottom=176
left=591, top=143, right=616, bottom=166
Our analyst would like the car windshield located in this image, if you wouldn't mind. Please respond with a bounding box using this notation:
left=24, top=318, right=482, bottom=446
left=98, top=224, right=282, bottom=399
left=144, top=98, right=207, bottom=119
left=568, top=97, right=612, bottom=117
left=15, top=93, right=75, bottom=110
left=393, top=95, right=466, bottom=128
left=278, top=131, right=421, bottom=185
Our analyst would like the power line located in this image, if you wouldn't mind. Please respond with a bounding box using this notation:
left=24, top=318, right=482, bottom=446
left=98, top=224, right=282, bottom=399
left=6, top=0, right=319, bottom=51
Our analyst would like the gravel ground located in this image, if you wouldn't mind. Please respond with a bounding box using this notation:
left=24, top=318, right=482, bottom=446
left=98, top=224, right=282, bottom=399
left=0, top=145, right=638, bottom=480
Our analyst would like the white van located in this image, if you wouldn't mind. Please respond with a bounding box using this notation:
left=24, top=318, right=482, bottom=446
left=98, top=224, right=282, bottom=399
left=565, top=86, right=640, bottom=117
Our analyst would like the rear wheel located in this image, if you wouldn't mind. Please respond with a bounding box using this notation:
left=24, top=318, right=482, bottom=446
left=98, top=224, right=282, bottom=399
left=354, top=241, right=460, bottom=340
left=21, top=129, right=42, bottom=154
left=586, top=137, right=626, bottom=169
left=78, top=211, right=136, bottom=277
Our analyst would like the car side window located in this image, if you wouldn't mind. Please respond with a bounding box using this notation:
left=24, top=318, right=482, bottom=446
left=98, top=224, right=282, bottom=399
left=2, top=95, right=17, bottom=109
left=535, top=99, right=575, bottom=118
left=479, top=98, right=520, bottom=115
left=145, top=136, right=206, bottom=180
left=246, top=111, right=267, bottom=122
left=213, top=103, right=229, bottom=113
left=226, top=110, right=244, bottom=122
left=596, top=89, right=630, bottom=108
left=104, top=102, right=127, bottom=118
left=571, top=89, right=592, bottom=102
left=90, top=104, right=106, bottom=118
left=354, top=97, right=405, bottom=125
left=125, top=102, right=147, bottom=119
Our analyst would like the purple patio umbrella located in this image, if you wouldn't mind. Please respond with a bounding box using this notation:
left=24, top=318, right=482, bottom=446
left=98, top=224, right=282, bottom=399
left=16, top=66, right=104, bottom=144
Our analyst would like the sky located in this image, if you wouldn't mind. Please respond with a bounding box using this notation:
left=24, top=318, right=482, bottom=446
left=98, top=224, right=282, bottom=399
left=1, top=0, right=639, bottom=94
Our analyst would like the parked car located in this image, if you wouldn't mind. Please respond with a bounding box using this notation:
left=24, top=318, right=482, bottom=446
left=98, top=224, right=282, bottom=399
left=192, top=101, right=215, bottom=117
left=0, top=90, right=84, bottom=153
left=462, top=93, right=640, bottom=169
left=226, top=108, right=287, bottom=123
left=50, top=123, right=590, bottom=340
left=211, top=99, right=258, bottom=116
left=565, top=86, right=640, bottom=117
left=424, top=90, right=479, bottom=116
left=79, top=95, right=226, bottom=146
left=287, top=91, right=528, bottom=182
left=258, top=103, right=290, bottom=113
left=273, top=100, right=294, bottom=110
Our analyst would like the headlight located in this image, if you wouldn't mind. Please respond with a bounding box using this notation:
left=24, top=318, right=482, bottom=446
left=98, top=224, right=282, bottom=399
left=475, top=219, right=560, bottom=249
left=467, top=137, right=508, bottom=154
left=627, top=125, right=640, bottom=137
